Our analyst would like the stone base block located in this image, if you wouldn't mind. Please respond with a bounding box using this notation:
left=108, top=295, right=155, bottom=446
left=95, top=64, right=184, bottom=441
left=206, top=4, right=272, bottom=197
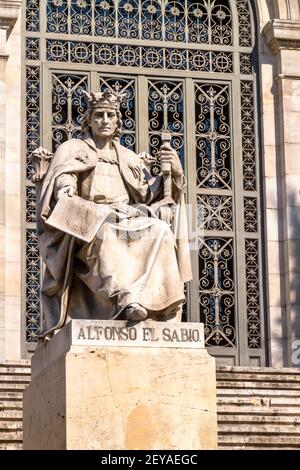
left=23, top=321, right=217, bottom=450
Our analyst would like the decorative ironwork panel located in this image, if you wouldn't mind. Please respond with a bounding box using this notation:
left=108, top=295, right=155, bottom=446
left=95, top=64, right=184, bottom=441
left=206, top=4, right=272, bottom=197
left=118, top=45, right=139, bottom=67
left=141, top=1, right=163, bottom=40
left=165, top=49, right=188, bottom=71
left=141, top=46, right=164, bottom=69
left=241, top=80, right=256, bottom=191
left=211, top=51, right=233, bottom=73
left=165, top=1, right=186, bottom=42
left=148, top=80, right=184, bottom=174
left=244, top=197, right=257, bottom=233
left=26, top=38, right=40, bottom=61
left=187, top=0, right=232, bottom=45
left=199, top=238, right=235, bottom=347
left=236, top=0, right=252, bottom=48
left=70, top=41, right=93, bottom=63
left=210, top=0, right=232, bottom=45
left=42, top=0, right=236, bottom=44
left=26, top=229, right=40, bottom=342
left=52, top=73, right=88, bottom=150
left=188, top=50, right=233, bottom=73
left=195, top=83, right=231, bottom=189
left=94, top=43, right=117, bottom=65
left=46, top=0, right=69, bottom=33
left=118, top=0, right=140, bottom=39
left=240, top=53, right=252, bottom=75
left=70, top=0, right=93, bottom=35
left=98, top=76, right=136, bottom=151
left=46, top=40, right=69, bottom=62
left=197, top=195, right=233, bottom=231
left=26, top=0, right=40, bottom=32
left=188, top=50, right=210, bottom=72
left=26, top=66, right=40, bottom=180
left=187, top=1, right=207, bottom=44
left=26, top=187, right=37, bottom=223
left=245, top=239, right=261, bottom=348
left=45, top=39, right=233, bottom=73
left=94, top=0, right=116, bottom=37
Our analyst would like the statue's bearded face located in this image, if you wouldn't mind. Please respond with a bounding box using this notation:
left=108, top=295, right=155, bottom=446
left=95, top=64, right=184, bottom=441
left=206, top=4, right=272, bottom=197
left=90, top=107, right=118, bottom=140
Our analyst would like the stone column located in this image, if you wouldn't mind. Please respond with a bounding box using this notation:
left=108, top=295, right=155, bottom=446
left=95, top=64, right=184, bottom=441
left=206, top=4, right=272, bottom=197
left=264, top=20, right=300, bottom=366
left=0, top=0, right=22, bottom=360
left=0, top=26, right=8, bottom=359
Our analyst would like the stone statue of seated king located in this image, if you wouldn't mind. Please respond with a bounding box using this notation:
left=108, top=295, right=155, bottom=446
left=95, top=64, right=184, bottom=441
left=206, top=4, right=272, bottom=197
left=32, top=90, right=192, bottom=340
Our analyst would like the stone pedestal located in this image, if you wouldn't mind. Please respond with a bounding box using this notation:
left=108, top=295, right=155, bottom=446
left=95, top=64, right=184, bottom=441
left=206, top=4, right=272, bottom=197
left=23, top=320, right=217, bottom=450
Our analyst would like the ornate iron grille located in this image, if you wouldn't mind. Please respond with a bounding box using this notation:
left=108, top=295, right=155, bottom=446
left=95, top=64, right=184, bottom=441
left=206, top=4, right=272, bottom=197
left=44, top=0, right=233, bottom=43
left=148, top=79, right=185, bottom=171
left=25, top=229, right=40, bottom=342
left=199, top=238, right=235, bottom=347
left=195, top=83, right=231, bottom=190
left=23, top=0, right=265, bottom=365
left=52, top=73, right=89, bottom=149
left=195, top=81, right=235, bottom=347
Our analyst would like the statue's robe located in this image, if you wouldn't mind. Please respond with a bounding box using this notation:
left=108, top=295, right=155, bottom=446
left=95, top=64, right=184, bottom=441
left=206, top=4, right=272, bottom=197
left=37, top=134, right=192, bottom=338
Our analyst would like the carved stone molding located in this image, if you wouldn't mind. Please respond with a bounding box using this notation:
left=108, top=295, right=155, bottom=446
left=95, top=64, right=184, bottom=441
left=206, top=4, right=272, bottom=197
left=0, top=0, right=22, bottom=30
left=263, top=19, right=300, bottom=54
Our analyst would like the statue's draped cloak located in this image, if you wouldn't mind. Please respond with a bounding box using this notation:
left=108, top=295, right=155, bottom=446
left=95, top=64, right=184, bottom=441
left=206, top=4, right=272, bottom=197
left=37, top=135, right=192, bottom=338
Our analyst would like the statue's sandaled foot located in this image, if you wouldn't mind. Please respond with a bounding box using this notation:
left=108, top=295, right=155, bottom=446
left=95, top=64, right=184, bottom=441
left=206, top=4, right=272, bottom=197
left=125, top=303, right=147, bottom=321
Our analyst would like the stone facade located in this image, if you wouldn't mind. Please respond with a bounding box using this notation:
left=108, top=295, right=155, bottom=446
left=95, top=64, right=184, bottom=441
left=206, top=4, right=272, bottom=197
left=0, top=0, right=22, bottom=361
left=259, top=4, right=300, bottom=367
left=1, top=0, right=300, bottom=367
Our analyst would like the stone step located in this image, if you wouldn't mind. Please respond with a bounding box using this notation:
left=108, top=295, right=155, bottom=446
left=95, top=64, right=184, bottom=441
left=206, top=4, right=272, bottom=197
left=0, top=392, right=24, bottom=401
left=218, top=435, right=300, bottom=448
left=0, top=431, right=23, bottom=442
left=218, top=423, right=300, bottom=434
left=216, top=364, right=300, bottom=451
left=218, top=398, right=300, bottom=410
left=0, top=361, right=30, bottom=366
left=218, top=414, right=300, bottom=424
left=217, top=388, right=300, bottom=398
left=217, top=372, right=300, bottom=383
left=0, top=409, right=23, bottom=420
left=0, top=383, right=28, bottom=391
left=270, top=397, right=300, bottom=407
left=0, top=366, right=31, bottom=378
left=0, top=367, right=31, bottom=375
left=0, top=443, right=23, bottom=450
left=0, top=421, right=22, bottom=431
left=216, top=366, right=300, bottom=375
left=217, top=380, right=300, bottom=390
left=0, top=400, right=23, bottom=409
left=0, top=375, right=31, bottom=383
left=217, top=406, right=300, bottom=415
left=218, top=445, right=300, bottom=450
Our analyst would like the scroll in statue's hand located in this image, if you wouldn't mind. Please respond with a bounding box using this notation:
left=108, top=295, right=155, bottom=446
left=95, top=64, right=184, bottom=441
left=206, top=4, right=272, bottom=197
left=160, top=144, right=183, bottom=178
left=57, top=185, right=76, bottom=200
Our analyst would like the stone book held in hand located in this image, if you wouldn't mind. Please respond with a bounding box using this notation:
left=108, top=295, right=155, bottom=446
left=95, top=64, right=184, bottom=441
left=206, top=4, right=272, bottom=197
left=46, top=195, right=114, bottom=243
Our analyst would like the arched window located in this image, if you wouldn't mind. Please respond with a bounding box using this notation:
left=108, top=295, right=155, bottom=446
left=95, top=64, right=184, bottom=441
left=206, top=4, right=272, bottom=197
left=24, top=0, right=265, bottom=365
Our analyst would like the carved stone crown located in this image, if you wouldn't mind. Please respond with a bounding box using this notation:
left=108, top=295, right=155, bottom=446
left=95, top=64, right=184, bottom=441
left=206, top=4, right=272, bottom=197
left=83, top=89, right=126, bottom=110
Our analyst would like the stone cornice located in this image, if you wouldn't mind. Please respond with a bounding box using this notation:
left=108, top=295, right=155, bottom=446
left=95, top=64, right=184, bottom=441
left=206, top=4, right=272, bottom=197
left=263, top=19, right=300, bottom=54
left=0, top=0, right=22, bottom=30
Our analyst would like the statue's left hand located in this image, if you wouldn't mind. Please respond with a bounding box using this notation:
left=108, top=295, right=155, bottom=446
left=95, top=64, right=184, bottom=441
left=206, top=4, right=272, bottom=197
left=160, top=144, right=183, bottom=178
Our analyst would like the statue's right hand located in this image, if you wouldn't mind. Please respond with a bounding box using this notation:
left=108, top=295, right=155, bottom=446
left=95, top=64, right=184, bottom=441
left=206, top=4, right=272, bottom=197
left=57, top=185, right=76, bottom=199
